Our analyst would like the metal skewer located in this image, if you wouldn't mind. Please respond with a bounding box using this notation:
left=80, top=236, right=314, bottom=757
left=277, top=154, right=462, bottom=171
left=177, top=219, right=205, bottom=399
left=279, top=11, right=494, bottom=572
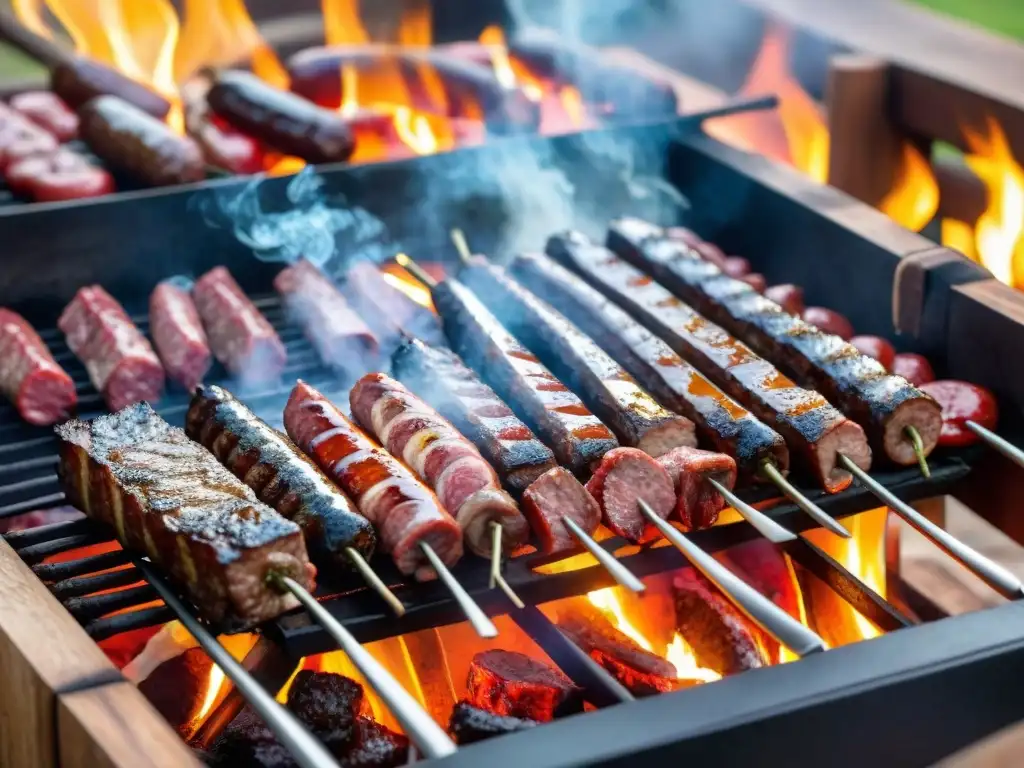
left=905, top=425, right=931, bottom=479
left=269, top=573, right=459, bottom=759
left=490, top=521, right=526, bottom=609
left=705, top=477, right=796, bottom=544
left=966, top=421, right=1024, bottom=470
left=838, top=454, right=1024, bottom=599
left=759, top=460, right=852, bottom=538
left=397, top=251, right=648, bottom=595
left=419, top=541, right=499, bottom=638
left=344, top=547, right=406, bottom=617
left=637, top=500, right=826, bottom=657
left=451, top=228, right=473, bottom=263
left=134, top=560, right=338, bottom=768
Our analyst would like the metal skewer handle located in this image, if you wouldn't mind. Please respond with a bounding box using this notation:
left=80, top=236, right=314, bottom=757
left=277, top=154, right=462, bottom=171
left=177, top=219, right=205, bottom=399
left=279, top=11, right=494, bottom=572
left=419, top=541, right=499, bottom=638
left=273, top=575, right=458, bottom=760
left=134, top=561, right=338, bottom=768
left=563, top=516, right=646, bottom=594
left=637, top=501, right=827, bottom=657
left=967, top=421, right=1024, bottom=470
left=838, top=455, right=1024, bottom=600
left=760, top=461, right=852, bottom=538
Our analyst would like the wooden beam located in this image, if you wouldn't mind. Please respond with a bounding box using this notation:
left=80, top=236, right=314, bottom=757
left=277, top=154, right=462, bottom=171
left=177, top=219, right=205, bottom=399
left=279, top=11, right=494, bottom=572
left=739, top=0, right=1024, bottom=161
left=934, top=157, right=987, bottom=225
left=0, top=539, right=122, bottom=768
left=58, top=682, right=201, bottom=768
left=825, top=55, right=902, bottom=208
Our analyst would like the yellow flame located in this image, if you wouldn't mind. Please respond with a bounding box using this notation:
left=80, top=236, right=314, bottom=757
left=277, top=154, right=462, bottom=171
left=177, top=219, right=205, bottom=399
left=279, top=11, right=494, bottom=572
left=322, top=0, right=369, bottom=46
left=587, top=587, right=654, bottom=651
left=11, top=0, right=52, bottom=40
left=392, top=106, right=438, bottom=155
left=194, top=665, right=226, bottom=721
left=479, top=25, right=518, bottom=90
left=879, top=143, right=940, bottom=232
left=560, top=86, right=585, bottom=129
left=962, top=118, right=1024, bottom=287
left=942, top=218, right=978, bottom=262
left=381, top=265, right=436, bottom=310
left=665, top=633, right=721, bottom=683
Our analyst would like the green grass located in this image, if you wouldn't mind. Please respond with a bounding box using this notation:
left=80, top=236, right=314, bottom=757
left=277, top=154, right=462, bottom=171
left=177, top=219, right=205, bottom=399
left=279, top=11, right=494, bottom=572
left=910, top=0, right=1024, bottom=41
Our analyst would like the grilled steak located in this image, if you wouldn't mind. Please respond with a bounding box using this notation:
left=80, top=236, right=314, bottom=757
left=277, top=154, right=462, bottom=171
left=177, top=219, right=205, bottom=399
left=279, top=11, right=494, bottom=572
left=657, top=446, right=737, bottom=531
left=149, top=281, right=211, bottom=391
left=550, top=241, right=870, bottom=492
left=55, top=403, right=313, bottom=628
left=557, top=604, right=684, bottom=696
left=351, top=373, right=528, bottom=558
left=0, top=308, right=76, bottom=425
left=608, top=218, right=942, bottom=466
left=392, top=336, right=557, bottom=496
left=275, top=259, right=379, bottom=375
left=460, top=260, right=696, bottom=457
left=521, top=466, right=601, bottom=554
left=284, top=381, right=463, bottom=581
left=434, top=277, right=618, bottom=477
left=186, top=384, right=377, bottom=569
left=531, top=239, right=788, bottom=482
left=674, top=569, right=767, bottom=676
left=466, top=650, right=582, bottom=722
left=585, top=447, right=676, bottom=542
left=193, top=266, right=286, bottom=385
left=59, top=285, right=164, bottom=411
left=448, top=701, right=538, bottom=745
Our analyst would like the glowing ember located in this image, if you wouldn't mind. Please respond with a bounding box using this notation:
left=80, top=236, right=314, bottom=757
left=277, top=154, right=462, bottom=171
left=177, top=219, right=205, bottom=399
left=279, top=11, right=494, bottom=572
left=194, top=665, right=226, bottom=721
left=959, top=118, right=1024, bottom=287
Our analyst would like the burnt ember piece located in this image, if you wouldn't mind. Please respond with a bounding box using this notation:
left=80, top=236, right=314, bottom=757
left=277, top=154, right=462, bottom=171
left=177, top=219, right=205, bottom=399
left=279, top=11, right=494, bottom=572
left=59, top=285, right=165, bottom=412
left=209, top=710, right=298, bottom=768
left=448, top=701, right=539, bottom=745
left=274, top=259, right=379, bottom=375
left=346, top=718, right=410, bottom=768
left=557, top=604, right=686, bottom=697
left=137, top=646, right=214, bottom=735
left=466, top=649, right=583, bottom=722
left=673, top=569, right=768, bottom=676
left=286, top=670, right=364, bottom=740
left=55, top=403, right=313, bottom=629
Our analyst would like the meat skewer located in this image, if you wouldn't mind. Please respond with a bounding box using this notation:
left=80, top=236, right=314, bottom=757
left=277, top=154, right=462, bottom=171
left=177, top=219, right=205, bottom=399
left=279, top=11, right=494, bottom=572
left=458, top=257, right=698, bottom=458
left=511, top=245, right=788, bottom=483
left=606, top=217, right=942, bottom=472
left=283, top=380, right=498, bottom=637
left=545, top=240, right=860, bottom=536
left=394, top=257, right=645, bottom=592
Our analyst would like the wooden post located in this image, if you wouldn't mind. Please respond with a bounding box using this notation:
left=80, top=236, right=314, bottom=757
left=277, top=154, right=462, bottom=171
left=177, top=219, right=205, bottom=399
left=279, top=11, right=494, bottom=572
left=934, top=157, right=988, bottom=225
left=825, top=54, right=902, bottom=207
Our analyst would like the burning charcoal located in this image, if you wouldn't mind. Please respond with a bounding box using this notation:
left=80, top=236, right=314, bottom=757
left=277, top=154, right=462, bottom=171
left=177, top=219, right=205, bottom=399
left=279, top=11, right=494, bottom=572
left=209, top=709, right=298, bottom=768
left=286, top=670, right=364, bottom=746
left=448, top=700, right=538, bottom=745
left=673, top=569, right=768, bottom=676
left=466, top=649, right=582, bottom=722
left=137, top=646, right=215, bottom=735
left=557, top=604, right=686, bottom=697
left=341, top=718, right=410, bottom=768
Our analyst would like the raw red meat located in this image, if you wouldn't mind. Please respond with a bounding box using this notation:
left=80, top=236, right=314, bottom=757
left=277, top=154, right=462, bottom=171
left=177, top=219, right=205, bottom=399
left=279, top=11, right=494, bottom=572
left=764, top=283, right=804, bottom=315
left=890, top=353, right=935, bottom=387
left=801, top=306, right=854, bottom=340
left=657, top=446, right=737, bottom=530
left=0, top=308, right=76, bottom=425
left=5, top=148, right=114, bottom=202
left=520, top=466, right=600, bottom=554
left=466, top=649, right=582, bottom=722
left=149, top=282, right=211, bottom=390
left=58, top=286, right=164, bottom=411
left=0, top=104, right=58, bottom=170
left=193, top=266, right=286, bottom=385
left=9, top=91, right=79, bottom=141
left=585, top=447, right=675, bottom=542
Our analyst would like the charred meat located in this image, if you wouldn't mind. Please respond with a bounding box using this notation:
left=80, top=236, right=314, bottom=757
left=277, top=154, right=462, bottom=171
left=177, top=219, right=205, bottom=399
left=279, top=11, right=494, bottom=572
left=466, top=649, right=583, bottom=722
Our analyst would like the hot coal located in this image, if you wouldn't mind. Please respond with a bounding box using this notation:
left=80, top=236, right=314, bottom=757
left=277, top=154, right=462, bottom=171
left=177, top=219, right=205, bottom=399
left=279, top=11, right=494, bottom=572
left=674, top=570, right=768, bottom=676
left=557, top=604, right=686, bottom=696
left=448, top=701, right=539, bottom=745
left=344, top=718, right=409, bottom=768
left=466, top=649, right=582, bottom=722
left=137, top=646, right=213, bottom=735
left=286, top=670, right=364, bottom=745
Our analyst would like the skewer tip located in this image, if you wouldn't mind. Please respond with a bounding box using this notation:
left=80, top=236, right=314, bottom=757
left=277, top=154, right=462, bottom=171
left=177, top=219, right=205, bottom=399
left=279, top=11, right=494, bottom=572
left=759, top=461, right=852, bottom=539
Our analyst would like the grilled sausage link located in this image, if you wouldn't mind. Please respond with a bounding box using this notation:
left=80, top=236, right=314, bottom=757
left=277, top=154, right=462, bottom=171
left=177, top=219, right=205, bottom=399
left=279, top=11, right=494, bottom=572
left=460, top=260, right=697, bottom=457
left=78, top=96, right=205, bottom=186
left=518, top=244, right=788, bottom=483
left=207, top=69, right=355, bottom=164
left=550, top=242, right=870, bottom=493
left=52, top=56, right=171, bottom=119
left=284, top=380, right=463, bottom=581
left=607, top=218, right=942, bottom=466
left=186, top=384, right=377, bottom=568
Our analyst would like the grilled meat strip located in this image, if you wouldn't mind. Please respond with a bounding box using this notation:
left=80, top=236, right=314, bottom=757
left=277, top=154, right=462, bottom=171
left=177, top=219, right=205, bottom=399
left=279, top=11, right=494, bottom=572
left=550, top=239, right=870, bottom=493
left=520, top=466, right=601, bottom=553
left=55, top=403, right=314, bottom=628
left=658, top=446, right=737, bottom=531
left=434, top=277, right=618, bottom=478
left=150, top=281, right=211, bottom=391
left=518, top=245, right=788, bottom=482
left=0, top=308, right=76, bottom=425
left=186, top=384, right=377, bottom=568
left=350, top=373, right=528, bottom=558
left=284, top=381, right=462, bottom=581
left=608, top=218, right=942, bottom=466
left=460, top=260, right=696, bottom=457
left=448, top=701, right=538, bottom=745
left=392, top=336, right=557, bottom=495
left=466, top=650, right=582, bottom=722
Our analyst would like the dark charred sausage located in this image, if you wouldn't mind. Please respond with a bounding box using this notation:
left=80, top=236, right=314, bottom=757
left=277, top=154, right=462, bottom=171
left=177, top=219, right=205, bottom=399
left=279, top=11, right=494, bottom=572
left=52, top=56, right=171, bottom=119
left=206, top=69, right=355, bottom=164
left=78, top=96, right=205, bottom=186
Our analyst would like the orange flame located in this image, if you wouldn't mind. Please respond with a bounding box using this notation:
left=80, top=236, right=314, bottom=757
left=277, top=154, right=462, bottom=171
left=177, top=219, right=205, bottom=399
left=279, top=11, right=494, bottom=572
left=479, top=25, right=543, bottom=100
left=958, top=118, right=1024, bottom=287
left=879, top=143, right=940, bottom=233
left=381, top=262, right=436, bottom=311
